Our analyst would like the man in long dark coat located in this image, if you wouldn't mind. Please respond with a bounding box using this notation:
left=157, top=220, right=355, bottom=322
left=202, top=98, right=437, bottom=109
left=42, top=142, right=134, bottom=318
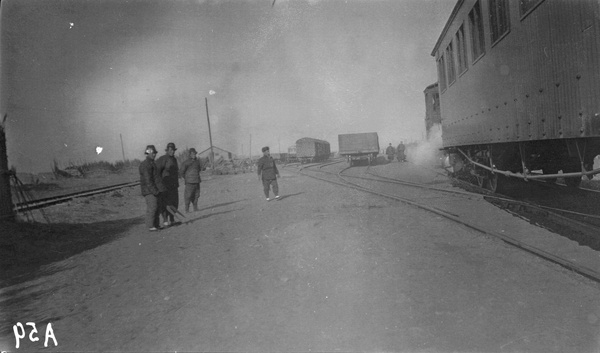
left=155, top=142, right=179, bottom=226
left=138, top=145, right=166, bottom=231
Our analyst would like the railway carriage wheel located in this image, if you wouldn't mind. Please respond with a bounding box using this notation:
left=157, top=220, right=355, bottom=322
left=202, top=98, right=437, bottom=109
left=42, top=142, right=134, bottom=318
left=563, top=161, right=582, bottom=188
left=487, top=173, right=503, bottom=193
left=565, top=176, right=582, bottom=188
left=543, top=167, right=559, bottom=184
left=475, top=174, right=485, bottom=188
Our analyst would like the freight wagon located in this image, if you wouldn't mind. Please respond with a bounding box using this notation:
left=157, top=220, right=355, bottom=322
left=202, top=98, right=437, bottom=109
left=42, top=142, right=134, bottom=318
left=295, top=137, right=331, bottom=163
left=338, top=132, right=380, bottom=166
left=270, top=153, right=288, bottom=163
left=287, top=145, right=298, bottom=163
left=432, top=0, right=600, bottom=191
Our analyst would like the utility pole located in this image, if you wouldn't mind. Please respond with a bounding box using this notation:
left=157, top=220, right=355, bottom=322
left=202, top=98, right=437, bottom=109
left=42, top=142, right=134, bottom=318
left=0, top=114, right=14, bottom=221
left=205, top=97, right=215, bottom=169
left=249, top=134, right=252, bottom=162
left=119, top=133, right=126, bottom=162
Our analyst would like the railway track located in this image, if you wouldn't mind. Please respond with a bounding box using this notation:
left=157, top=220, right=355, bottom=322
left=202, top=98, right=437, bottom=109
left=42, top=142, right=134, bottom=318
left=14, top=181, right=140, bottom=212
left=366, top=165, right=600, bottom=237
left=285, top=161, right=600, bottom=284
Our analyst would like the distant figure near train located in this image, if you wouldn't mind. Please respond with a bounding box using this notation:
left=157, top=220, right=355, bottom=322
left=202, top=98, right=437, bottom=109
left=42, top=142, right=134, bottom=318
left=257, top=146, right=280, bottom=201
left=385, top=143, right=396, bottom=162
left=156, top=142, right=179, bottom=226
left=397, top=141, right=406, bottom=162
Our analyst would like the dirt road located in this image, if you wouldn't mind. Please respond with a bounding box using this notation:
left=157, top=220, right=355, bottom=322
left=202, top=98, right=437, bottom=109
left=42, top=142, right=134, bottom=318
left=2, top=163, right=600, bottom=352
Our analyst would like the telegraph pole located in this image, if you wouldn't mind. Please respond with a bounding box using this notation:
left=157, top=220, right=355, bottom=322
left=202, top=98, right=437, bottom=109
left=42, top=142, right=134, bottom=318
left=119, top=133, right=126, bottom=162
left=205, top=97, right=215, bottom=168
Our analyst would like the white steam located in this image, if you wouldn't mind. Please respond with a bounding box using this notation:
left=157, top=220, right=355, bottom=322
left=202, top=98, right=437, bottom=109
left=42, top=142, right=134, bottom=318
left=405, top=124, right=443, bottom=166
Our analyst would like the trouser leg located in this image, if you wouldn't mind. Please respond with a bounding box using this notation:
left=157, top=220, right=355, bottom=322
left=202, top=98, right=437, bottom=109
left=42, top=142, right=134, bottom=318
left=158, top=192, right=168, bottom=223
left=192, top=183, right=200, bottom=210
left=165, top=188, right=179, bottom=222
left=184, top=184, right=193, bottom=211
left=262, top=179, right=271, bottom=198
left=144, top=194, right=158, bottom=228
left=271, top=179, right=279, bottom=196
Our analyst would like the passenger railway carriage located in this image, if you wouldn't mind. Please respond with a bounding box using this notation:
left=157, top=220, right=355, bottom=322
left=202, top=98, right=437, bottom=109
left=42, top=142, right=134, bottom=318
left=432, top=0, right=600, bottom=191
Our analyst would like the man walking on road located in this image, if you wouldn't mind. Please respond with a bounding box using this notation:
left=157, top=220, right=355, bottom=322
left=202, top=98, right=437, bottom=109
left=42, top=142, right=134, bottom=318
left=179, top=148, right=204, bottom=213
left=385, top=143, right=396, bottom=162
left=139, top=145, right=165, bottom=231
left=156, top=142, right=180, bottom=226
left=397, top=141, right=406, bottom=162
left=257, top=146, right=280, bottom=201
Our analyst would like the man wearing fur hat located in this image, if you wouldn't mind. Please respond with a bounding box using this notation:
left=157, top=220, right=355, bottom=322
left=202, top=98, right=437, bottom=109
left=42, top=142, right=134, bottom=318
left=179, top=148, right=204, bottom=212
left=257, top=146, right=280, bottom=201
left=139, top=145, right=165, bottom=231
left=156, top=142, right=180, bottom=226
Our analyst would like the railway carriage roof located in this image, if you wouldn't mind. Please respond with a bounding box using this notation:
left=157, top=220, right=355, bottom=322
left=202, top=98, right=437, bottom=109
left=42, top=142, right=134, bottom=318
left=431, top=0, right=463, bottom=56
left=296, top=137, right=330, bottom=145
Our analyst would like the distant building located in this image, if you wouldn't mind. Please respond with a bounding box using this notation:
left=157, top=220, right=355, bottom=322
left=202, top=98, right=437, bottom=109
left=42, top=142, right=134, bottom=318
left=197, top=146, right=236, bottom=163
left=424, top=82, right=441, bottom=140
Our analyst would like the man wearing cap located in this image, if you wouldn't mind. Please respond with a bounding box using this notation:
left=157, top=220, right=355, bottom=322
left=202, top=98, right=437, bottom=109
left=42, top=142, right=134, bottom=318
left=139, top=145, right=166, bottom=231
left=179, top=148, right=204, bottom=213
left=257, top=146, right=280, bottom=201
left=385, top=143, right=396, bottom=162
left=156, top=142, right=180, bottom=226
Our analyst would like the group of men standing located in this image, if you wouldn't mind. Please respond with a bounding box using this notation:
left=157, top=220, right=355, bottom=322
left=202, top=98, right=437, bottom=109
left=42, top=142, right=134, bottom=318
left=139, top=143, right=282, bottom=231
left=139, top=142, right=204, bottom=232
left=385, top=141, right=406, bottom=162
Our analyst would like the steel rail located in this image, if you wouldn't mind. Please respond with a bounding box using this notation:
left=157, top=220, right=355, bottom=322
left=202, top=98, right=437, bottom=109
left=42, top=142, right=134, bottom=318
left=362, top=165, right=600, bottom=243
left=360, top=169, right=481, bottom=198
left=297, top=162, right=600, bottom=284
left=365, top=166, right=600, bottom=221
left=14, top=181, right=140, bottom=212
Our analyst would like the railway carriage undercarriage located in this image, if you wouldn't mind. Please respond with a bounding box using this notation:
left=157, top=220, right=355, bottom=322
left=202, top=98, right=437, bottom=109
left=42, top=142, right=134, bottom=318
left=444, top=138, right=600, bottom=192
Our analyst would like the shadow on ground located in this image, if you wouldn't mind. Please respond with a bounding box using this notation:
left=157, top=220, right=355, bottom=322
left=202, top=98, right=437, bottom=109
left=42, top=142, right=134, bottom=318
left=0, top=217, right=143, bottom=288
left=0, top=217, right=143, bottom=340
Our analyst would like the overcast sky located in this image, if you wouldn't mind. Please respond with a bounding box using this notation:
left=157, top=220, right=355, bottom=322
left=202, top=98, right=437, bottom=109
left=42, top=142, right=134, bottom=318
left=1, top=0, right=456, bottom=173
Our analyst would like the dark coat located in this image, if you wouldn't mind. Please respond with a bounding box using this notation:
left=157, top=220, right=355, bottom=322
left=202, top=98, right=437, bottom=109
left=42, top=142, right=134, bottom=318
left=180, top=158, right=203, bottom=184
left=139, top=158, right=161, bottom=196
left=155, top=154, right=179, bottom=189
left=257, top=155, right=279, bottom=180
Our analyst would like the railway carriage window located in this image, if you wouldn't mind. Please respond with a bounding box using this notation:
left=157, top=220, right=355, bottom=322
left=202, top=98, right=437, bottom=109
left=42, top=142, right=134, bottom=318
left=519, top=0, right=544, bottom=18
left=445, top=42, right=456, bottom=85
left=437, top=56, right=447, bottom=92
left=489, top=0, right=510, bottom=44
left=468, top=0, right=485, bottom=62
left=456, top=24, right=468, bottom=74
